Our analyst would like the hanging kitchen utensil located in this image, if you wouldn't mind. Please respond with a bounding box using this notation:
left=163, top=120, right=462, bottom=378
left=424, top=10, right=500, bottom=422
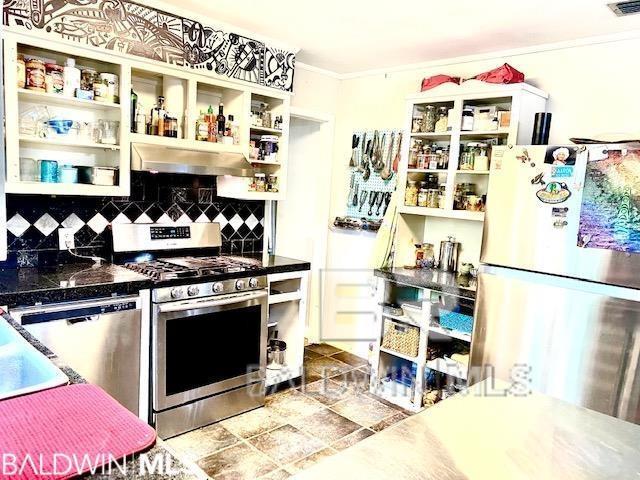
left=392, top=132, right=402, bottom=173
left=375, top=190, right=386, bottom=215
left=380, top=132, right=394, bottom=180
left=359, top=138, right=371, bottom=173
left=347, top=172, right=355, bottom=206
left=349, top=134, right=359, bottom=168
left=368, top=191, right=379, bottom=216
left=363, top=138, right=372, bottom=181
left=383, top=192, right=392, bottom=215
left=358, top=190, right=368, bottom=212
left=373, top=133, right=386, bottom=172
left=352, top=183, right=359, bottom=207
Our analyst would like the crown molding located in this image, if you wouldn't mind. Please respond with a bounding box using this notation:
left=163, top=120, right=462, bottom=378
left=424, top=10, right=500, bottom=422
left=297, top=29, right=640, bottom=81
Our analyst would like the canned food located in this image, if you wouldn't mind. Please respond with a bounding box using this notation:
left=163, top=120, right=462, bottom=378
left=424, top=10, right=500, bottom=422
left=25, top=58, right=45, bottom=92
left=45, top=63, right=64, bottom=94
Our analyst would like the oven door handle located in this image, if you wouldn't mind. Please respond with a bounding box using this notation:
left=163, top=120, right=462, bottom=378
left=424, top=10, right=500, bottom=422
left=158, top=290, right=268, bottom=313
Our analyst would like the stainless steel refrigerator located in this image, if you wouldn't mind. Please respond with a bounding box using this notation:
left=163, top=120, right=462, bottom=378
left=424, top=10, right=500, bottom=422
left=471, top=144, right=640, bottom=425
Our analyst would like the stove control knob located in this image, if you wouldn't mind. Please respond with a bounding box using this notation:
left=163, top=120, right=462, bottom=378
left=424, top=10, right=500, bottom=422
left=187, top=286, right=200, bottom=297
left=212, top=282, right=224, bottom=293
left=170, top=287, right=184, bottom=299
left=249, top=278, right=259, bottom=288
left=235, top=279, right=246, bottom=290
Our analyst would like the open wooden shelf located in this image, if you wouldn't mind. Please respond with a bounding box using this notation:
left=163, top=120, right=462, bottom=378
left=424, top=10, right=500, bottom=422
left=18, top=88, right=121, bottom=111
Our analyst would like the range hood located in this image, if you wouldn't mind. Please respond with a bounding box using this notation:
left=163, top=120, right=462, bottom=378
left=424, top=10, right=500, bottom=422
left=131, top=142, right=254, bottom=177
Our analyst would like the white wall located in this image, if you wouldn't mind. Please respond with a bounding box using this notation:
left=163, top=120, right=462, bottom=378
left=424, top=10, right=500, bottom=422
left=319, top=35, right=640, bottom=355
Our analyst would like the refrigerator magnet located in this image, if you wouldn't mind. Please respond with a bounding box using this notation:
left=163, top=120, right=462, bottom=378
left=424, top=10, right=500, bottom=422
left=551, top=165, right=574, bottom=178
left=544, top=146, right=578, bottom=166
left=552, top=207, right=569, bottom=217
left=536, top=182, right=571, bottom=204
left=530, top=172, right=545, bottom=185
left=553, top=219, right=568, bottom=228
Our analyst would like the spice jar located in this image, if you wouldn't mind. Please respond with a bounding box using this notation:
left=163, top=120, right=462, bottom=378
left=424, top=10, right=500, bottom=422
left=405, top=180, right=418, bottom=206
left=25, top=58, right=46, bottom=92
left=421, top=105, right=437, bottom=133
left=418, top=187, right=429, bottom=207
left=45, top=63, right=64, bottom=94
left=254, top=173, right=266, bottom=192
left=17, top=55, right=26, bottom=89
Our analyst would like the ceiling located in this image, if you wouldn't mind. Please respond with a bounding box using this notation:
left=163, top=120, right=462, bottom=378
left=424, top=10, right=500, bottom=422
left=172, top=0, right=640, bottom=74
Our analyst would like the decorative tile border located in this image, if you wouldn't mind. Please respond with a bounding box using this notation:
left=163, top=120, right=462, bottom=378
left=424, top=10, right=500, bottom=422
left=3, top=0, right=295, bottom=92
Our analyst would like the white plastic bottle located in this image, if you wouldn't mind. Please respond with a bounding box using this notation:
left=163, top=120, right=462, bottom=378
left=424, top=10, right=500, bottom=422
left=63, top=58, right=81, bottom=97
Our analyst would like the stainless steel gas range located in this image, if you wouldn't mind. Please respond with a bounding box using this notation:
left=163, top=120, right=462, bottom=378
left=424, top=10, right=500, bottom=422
left=112, top=223, right=268, bottom=439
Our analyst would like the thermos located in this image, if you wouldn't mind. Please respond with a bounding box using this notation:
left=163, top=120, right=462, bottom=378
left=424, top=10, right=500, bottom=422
left=531, top=112, right=552, bottom=145
left=438, top=236, right=460, bottom=272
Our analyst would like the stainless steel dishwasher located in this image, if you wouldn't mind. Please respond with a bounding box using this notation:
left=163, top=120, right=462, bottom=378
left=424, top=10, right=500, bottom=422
left=11, top=293, right=149, bottom=418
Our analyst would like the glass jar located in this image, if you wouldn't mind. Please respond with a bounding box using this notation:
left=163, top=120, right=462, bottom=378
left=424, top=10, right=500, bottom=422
left=408, top=140, right=420, bottom=168
left=412, top=116, right=422, bottom=133
left=254, top=173, right=266, bottom=192
left=461, top=106, right=475, bottom=131
left=422, top=243, right=436, bottom=268
left=418, top=188, right=429, bottom=207
left=437, top=148, right=449, bottom=169
left=459, top=146, right=475, bottom=170
left=427, top=189, right=439, bottom=208
left=426, top=153, right=439, bottom=170
left=267, top=174, right=279, bottom=192
left=405, top=180, right=418, bottom=206
left=414, top=243, right=425, bottom=267
left=421, top=105, right=437, bottom=133
left=434, top=107, right=448, bottom=132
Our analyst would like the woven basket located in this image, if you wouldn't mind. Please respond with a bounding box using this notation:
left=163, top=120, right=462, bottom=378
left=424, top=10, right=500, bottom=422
left=382, top=318, right=420, bottom=357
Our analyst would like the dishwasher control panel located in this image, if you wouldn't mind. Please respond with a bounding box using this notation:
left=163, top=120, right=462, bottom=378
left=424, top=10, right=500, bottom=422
left=19, top=300, right=139, bottom=325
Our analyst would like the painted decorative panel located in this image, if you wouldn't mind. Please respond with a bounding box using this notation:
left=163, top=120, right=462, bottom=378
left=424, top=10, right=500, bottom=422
left=2, top=0, right=295, bottom=91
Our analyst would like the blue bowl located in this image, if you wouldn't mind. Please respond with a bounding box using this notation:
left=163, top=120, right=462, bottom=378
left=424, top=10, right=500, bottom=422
left=47, top=119, right=74, bottom=135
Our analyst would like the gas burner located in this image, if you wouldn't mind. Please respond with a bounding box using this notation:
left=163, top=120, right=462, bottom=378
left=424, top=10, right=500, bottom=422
left=124, top=256, right=261, bottom=281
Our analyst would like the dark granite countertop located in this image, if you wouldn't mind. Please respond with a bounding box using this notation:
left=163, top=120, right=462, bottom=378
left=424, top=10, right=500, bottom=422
left=374, top=267, right=477, bottom=299
left=0, top=263, right=152, bottom=308
left=1, top=313, right=200, bottom=479
left=255, top=254, right=311, bottom=274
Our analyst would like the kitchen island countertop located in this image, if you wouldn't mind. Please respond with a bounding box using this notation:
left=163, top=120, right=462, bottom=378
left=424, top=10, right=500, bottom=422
left=293, top=379, right=640, bottom=479
left=374, top=267, right=476, bottom=299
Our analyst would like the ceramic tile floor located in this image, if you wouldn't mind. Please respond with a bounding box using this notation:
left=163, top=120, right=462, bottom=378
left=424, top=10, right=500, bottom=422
left=165, top=343, right=413, bottom=479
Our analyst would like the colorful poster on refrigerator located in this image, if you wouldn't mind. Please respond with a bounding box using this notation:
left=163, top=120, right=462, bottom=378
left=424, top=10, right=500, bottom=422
left=578, top=148, right=640, bottom=253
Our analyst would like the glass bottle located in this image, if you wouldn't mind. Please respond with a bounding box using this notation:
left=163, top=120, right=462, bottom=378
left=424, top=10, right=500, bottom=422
left=195, top=110, right=208, bottom=141
left=206, top=105, right=217, bottom=142
left=216, top=103, right=226, bottom=138
left=130, top=89, right=138, bottom=133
